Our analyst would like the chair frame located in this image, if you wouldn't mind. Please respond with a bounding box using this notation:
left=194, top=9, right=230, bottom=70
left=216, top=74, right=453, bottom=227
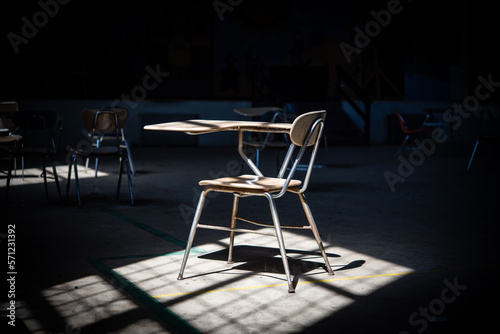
left=177, top=111, right=333, bottom=293
left=242, top=109, right=290, bottom=169
left=3, top=110, right=62, bottom=205
left=393, top=109, right=431, bottom=157
left=66, top=109, right=134, bottom=207
left=84, top=107, right=135, bottom=177
left=467, top=109, right=500, bottom=172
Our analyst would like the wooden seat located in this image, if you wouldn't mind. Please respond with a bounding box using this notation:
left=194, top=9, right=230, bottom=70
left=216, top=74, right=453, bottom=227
left=199, top=174, right=302, bottom=191
left=177, top=110, right=333, bottom=293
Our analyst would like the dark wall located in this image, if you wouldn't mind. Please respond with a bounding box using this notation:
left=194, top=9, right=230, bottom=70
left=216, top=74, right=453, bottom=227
left=1, top=1, right=498, bottom=102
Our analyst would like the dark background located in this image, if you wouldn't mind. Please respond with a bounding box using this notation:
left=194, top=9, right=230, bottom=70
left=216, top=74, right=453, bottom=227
left=0, top=0, right=499, bottom=103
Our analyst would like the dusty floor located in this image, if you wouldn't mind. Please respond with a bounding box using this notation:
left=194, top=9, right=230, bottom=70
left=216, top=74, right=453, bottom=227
left=1, top=142, right=499, bottom=333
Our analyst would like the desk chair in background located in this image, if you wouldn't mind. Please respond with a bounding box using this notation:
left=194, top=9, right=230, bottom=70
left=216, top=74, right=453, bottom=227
left=393, top=109, right=431, bottom=157
left=177, top=110, right=333, bottom=293
left=241, top=103, right=298, bottom=170
left=421, top=108, right=454, bottom=156
left=0, top=101, right=19, bottom=130
left=0, top=101, right=19, bottom=176
left=3, top=110, right=62, bottom=204
left=66, top=108, right=134, bottom=207
left=83, top=107, right=135, bottom=176
left=467, top=109, right=500, bottom=172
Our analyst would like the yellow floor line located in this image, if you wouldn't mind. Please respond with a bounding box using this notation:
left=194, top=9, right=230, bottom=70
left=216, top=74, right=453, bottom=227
left=153, top=270, right=417, bottom=298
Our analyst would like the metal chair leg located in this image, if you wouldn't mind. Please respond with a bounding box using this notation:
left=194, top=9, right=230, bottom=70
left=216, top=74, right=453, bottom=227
left=65, top=159, right=72, bottom=202
left=467, top=139, right=480, bottom=172
left=117, top=157, right=124, bottom=199
left=95, top=139, right=100, bottom=177
left=227, top=194, right=239, bottom=264
left=449, top=123, right=454, bottom=157
left=298, top=192, right=334, bottom=275
left=124, top=139, right=136, bottom=176
left=41, top=157, right=49, bottom=199
left=266, top=193, right=294, bottom=293
left=125, top=157, right=134, bottom=205
left=13, top=156, right=17, bottom=177
left=3, top=153, right=14, bottom=207
left=394, top=135, right=410, bottom=157
left=51, top=160, right=62, bottom=204
left=178, top=190, right=210, bottom=280
left=73, top=157, right=82, bottom=208
left=116, top=155, right=134, bottom=204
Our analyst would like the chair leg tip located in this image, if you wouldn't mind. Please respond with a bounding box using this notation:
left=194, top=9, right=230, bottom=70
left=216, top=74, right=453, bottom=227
left=288, top=286, right=295, bottom=293
left=177, top=274, right=184, bottom=280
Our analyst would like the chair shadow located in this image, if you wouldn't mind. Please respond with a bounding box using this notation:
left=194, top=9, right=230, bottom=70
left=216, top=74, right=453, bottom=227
left=198, top=245, right=340, bottom=263
left=0, top=173, right=55, bottom=180
left=192, top=245, right=365, bottom=287
left=334, top=259, right=366, bottom=272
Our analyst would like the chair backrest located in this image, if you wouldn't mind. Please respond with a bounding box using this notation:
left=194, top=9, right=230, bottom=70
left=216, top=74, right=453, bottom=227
left=393, top=110, right=410, bottom=133
left=290, top=110, right=326, bottom=147
left=275, top=110, right=326, bottom=196
left=261, top=109, right=283, bottom=123
left=0, top=101, right=18, bottom=113
left=82, top=108, right=128, bottom=133
left=12, top=110, right=58, bottom=152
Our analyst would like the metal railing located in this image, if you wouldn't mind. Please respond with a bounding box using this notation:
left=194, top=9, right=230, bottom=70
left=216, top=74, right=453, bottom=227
left=336, top=65, right=372, bottom=144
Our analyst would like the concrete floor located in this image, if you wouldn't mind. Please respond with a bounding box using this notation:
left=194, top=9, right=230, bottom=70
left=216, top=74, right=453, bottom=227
left=1, top=142, right=499, bottom=333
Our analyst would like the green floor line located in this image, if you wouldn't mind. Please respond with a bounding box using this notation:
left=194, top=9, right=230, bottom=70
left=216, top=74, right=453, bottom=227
left=97, top=249, right=205, bottom=263
left=100, top=206, right=204, bottom=253
left=89, top=258, right=202, bottom=334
